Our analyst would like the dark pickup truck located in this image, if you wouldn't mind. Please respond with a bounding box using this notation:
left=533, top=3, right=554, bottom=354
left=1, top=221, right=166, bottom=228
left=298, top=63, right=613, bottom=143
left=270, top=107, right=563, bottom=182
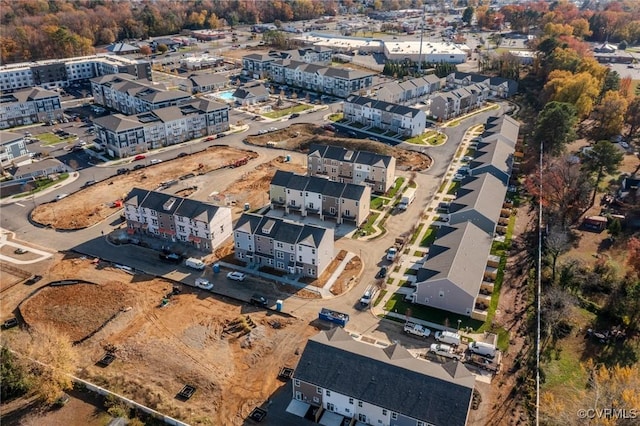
left=159, top=252, right=183, bottom=264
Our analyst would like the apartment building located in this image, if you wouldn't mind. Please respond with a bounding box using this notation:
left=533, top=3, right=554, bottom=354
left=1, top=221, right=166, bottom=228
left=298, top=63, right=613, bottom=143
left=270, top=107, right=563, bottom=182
left=270, top=171, right=371, bottom=226
left=0, top=87, right=62, bottom=129
left=179, top=73, right=228, bottom=94
left=307, top=144, right=396, bottom=193
left=91, top=74, right=192, bottom=115
left=0, top=131, right=29, bottom=169
left=124, top=188, right=232, bottom=252
left=0, top=54, right=151, bottom=91
left=344, top=95, right=426, bottom=137
left=242, top=47, right=333, bottom=79
left=269, top=60, right=375, bottom=98
left=233, top=213, right=334, bottom=278
left=289, top=328, right=475, bottom=426
left=93, top=98, right=229, bottom=158
left=375, top=74, right=443, bottom=104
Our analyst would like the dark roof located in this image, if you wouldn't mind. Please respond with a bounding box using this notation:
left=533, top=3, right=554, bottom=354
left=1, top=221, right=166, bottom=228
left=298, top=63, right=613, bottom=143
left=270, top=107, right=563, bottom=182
left=346, top=95, right=422, bottom=118
left=297, top=223, right=329, bottom=248
left=287, top=173, right=310, bottom=191
left=270, top=170, right=294, bottom=187
left=124, top=188, right=226, bottom=222
left=341, top=183, right=367, bottom=200
left=322, top=180, right=346, bottom=198
left=123, top=187, right=150, bottom=207
left=272, top=220, right=304, bottom=244
left=0, top=130, right=23, bottom=145
left=174, top=198, right=221, bottom=223
left=235, top=213, right=263, bottom=234
left=93, top=114, right=143, bottom=132
left=308, top=143, right=393, bottom=168
left=295, top=328, right=474, bottom=426
left=139, top=190, right=181, bottom=215
left=305, top=176, right=330, bottom=193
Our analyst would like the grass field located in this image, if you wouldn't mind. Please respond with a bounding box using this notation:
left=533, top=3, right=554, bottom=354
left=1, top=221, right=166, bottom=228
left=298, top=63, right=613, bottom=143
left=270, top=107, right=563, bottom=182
left=263, top=104, right=312, bottom=119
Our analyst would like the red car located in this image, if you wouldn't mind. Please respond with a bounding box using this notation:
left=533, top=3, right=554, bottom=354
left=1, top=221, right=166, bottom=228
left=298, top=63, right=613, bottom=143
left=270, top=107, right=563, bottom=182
left=133, top=154, right=146, bottom=161
left=204, top=136, right=216, bottom=142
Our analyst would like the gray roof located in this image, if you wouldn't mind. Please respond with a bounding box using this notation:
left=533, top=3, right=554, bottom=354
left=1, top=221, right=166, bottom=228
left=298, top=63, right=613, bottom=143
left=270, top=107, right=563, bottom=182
left=0, top=130, right=23, bottom=146
left=308, top=143, right=393, bottom=168
left=448, top=174, right=505, bottom=233
left=341, top=183, right=367, bottom=200
left=139, top=190, right=182, bottom=215
left=295, top=328, right=474, bottom=426
left=270, top=170, right=294, bottom=187
left=243, top=53, right=274, bottom=62
left=416, top=221, right=492, bottom=298
left=93, top=114, right=143, bottom=132
left=297, top=223, right=330, bottom=248
left=124, top=188, right=226, bottom=222
left=470, top=138, right=514, bottom=182
left=106, top=43, right=140, bottom=53
left=14, top=158, right=64, bottom=176
left=123, top=187, right=150, bottom=208
left=482, top=115, right=519, bottom=146
left=235, top=213, right=263, bottom=234
left=174, top=197, right=222, bottom=223
left=322, top=180, right=346, bottom=198
left=346, top=95, right=423, bottom=118
left=305, top=175, right=330, bottom=193
left=287, top=173, right=310, bottom=191
left=3, top=87, right=59, bottom=103
left=188, top=73, right=227, bottom=87
left=271, top=220, right=304, bottom=244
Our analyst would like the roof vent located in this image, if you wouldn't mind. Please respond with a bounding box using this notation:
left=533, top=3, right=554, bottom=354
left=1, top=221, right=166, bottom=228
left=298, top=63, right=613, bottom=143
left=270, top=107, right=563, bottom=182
left=262, top=219, right=276, bottom=235
left=344, top=150, right=354, bottom=161
left=163, top=197, right=177, bottom=211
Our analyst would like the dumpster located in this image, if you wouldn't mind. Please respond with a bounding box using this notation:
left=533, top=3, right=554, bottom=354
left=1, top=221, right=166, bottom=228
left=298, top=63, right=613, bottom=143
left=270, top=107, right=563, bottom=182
left=276, top=300, right=283, bottom=312
left=285, top=154, right=291, bottom=162
left=213, top=263, right=220, bottom=273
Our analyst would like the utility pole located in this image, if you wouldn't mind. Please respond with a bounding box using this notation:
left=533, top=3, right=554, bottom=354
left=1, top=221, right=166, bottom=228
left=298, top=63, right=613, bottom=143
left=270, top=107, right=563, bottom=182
left=417, top=3, right=426, bottom=74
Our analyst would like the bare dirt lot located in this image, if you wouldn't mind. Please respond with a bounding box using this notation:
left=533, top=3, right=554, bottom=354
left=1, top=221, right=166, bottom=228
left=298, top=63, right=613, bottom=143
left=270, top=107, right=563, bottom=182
left=31, top=146, right=258, bottom=230
left=245, top=123, right=432, bottom=171
left=15, top=256, right=316, bottom=425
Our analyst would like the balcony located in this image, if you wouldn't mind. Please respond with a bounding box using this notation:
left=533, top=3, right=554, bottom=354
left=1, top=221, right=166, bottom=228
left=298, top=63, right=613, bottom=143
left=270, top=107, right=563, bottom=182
left=288, top=204, right=302, bottom=211
left=322, top=210, right=338, bottom=218
left=481, top=281, right=495, bottom=293
left=271, top=199, right=285, bottom=206
left=471, top=308, right=488, bottom=321
left=484, top=266, right=498, bottom=281
left=306, top=206, right=320, bottom=213
left=476, top=292, right=491, bottom=304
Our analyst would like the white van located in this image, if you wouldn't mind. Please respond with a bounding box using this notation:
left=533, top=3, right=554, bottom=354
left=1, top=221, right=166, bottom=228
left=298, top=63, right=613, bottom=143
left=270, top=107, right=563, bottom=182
left=469, top=341, right=497, bottom=358
left=435, top=331, right=461, bottom=346
left=185, top=258, right=206, bottom=270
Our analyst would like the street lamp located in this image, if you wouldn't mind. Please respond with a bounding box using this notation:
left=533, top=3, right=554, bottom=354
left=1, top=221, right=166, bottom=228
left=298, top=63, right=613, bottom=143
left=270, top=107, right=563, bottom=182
left=457, top=319, right=462, bottom=331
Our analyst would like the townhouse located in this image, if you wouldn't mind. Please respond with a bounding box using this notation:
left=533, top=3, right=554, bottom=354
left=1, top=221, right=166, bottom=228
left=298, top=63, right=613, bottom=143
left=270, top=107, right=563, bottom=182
left=343, top=95, right=426, bottom=137
left=179, top=73, right=228, bottom=94
left=93, top=98, right=229, bottom=158
left=446, top=72, right=518, bottom=99
left=0, top=87, right=62, bottom=129
left=233, top=213, right=334, bottom=278
left=0, top=131, right=29, bottom=169
left=375, top=74, right=443, bottom=104
left=307, top=144, right=396, bottom=193
left=270, top=171, right=371, bottom=226
left=0, top=54, right=151, bottom=91
left=13, top=158, right=68, bottom=180
left=269, top=60, right=375, bottom=98
left=408, top=115, right=519, bottom=320
left=124, top=188, right=232, bottom=252
left=429, top=84, right=488, bottom=120
left=290, top=327, right=475, bottom=426
left=91, top=74, right=192, bottom=115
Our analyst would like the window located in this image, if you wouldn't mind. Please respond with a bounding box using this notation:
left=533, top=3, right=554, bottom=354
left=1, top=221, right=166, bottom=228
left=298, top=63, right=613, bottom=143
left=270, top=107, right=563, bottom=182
left=311, top=248, right=316, bottom=255
left=316, top=387, right=322, bottom=394
left=392, top=413, right=398, bottom=420
left=294, top=379, right=300, bottom=387
left=325, top=390, right=331, bottom=396
left=358, top=401, right=363, bottom=407
left=382, top=409, right=387, bottom=416
left=417, top=422, right=424, bottom=426
left=276, top=252, right=284, bottom=259
left=349, top=398, right=354, bottom=405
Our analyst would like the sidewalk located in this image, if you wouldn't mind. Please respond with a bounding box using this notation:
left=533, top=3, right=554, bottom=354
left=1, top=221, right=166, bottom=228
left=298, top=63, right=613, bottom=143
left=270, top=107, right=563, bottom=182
left=0, top=171, right=81, bottom=206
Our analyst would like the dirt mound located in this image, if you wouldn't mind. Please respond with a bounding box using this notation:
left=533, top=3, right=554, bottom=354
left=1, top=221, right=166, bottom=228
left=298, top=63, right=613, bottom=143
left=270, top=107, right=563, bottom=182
left=245, top=123, right=431, bottom=171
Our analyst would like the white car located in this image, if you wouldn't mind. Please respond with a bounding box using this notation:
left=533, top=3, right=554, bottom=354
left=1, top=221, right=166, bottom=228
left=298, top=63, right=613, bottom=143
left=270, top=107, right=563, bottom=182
left=55, top=193, right=69, bottom=201
left=452, top=174, right=465, bottom=181
left=195, top=278, right=213, bottom=290
left=226, top=271, right=246, bottom=281
left=620, top=141, right=629, bottom=149
left=150, top=159, right=163, bottom=164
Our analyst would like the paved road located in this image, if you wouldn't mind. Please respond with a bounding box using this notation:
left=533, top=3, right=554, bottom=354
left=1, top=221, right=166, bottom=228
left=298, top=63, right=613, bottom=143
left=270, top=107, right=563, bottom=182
left=2, top=103, right=505, bottom=345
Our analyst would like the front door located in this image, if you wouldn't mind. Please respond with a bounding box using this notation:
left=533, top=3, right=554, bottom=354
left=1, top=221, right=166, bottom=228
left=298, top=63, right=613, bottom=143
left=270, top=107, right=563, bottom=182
left=327, top=403, right=335, bottom=412
left=358, top=413, right=367, bottom=422
left=295, top=391, right=303, bottom=401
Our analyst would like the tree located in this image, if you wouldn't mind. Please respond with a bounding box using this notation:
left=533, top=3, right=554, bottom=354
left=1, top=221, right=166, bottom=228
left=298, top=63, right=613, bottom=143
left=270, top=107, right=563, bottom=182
left=462, top=7, right=474, bottom=25
left=533, top=101, right=578, bottom=155
left=627, top=237, right=640, bottom=277
left=545, top=227, right=571, bottom=283
left=543, top=70, right=601, bottom=118
left=139, top=45, right=152, bottom=56
left=591, top=90, right=628, bottom=141
left=1, top=347, right=30, bottom=401
left=600, top=70, right=620, bottom=94
left=157, top=43, right=168, bottom=54
left=581, top=140, right=623, bottom=206
left=12, top=325, right=78, bottom=404
left=625, top=96, right=640, bottom=140
left=540, top=286, right=575, bottom=342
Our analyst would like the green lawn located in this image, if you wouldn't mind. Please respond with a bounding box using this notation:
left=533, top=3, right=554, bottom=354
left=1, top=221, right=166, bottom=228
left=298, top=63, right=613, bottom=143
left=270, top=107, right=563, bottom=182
left=413, top=251, right=425, bottom=257
left=386, top=277, right=395, bottom=285
left=328, top=113, right=343, bottom=121
left=373, top=290, right=388, bottom=307
left=384, top=293, right=483, bottom=330
left=399, top=280, right=410, bottom=287
left=404, top=268, right=418, bottom=276
left=438, top=181, right=448, bottom=193
left=447, top=182, right=460, bottom=194
left=387, top=177, right=405, bottom=198
left=409, top=223, right=424, bottom=244
left=370, top=196, right=387, bottom=210
left=37, top=133, right=75, bottom=146
left=361, top=212, right=379, bottom=235
left=419, top=226, right=438, bottom=247
left=13, top=173, right=70, bottom=198
left=405, top=130, right=446, bottom=145
left=263, top=104, right=312, bottom=119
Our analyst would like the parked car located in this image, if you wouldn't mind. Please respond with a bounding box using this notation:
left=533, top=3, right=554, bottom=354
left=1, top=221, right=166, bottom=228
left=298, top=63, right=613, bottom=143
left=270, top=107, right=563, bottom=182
left=250, top=294, right=269, bottom=307
left=55, top=193, right=69, bottom=201
left=290, top=113, right=300, bottom=118
left=195, top=278, right=213, bottom=290
left=226, top=271, right=246, bottom=281
left=216, top=133, right=226, bottom=138
left=177, top=152, right=189, bottom=158
left=375, top=266, right=388, bottom=279
left=133, top=154, right=146, bottom=161
left=150, top=159, right=163, bottom=164
left=620, top=141, right=630, bottom=149
left=82, top=180, right=96, bottom=188
left=204, top=136, right=216, bottom=142
left=452, top=174, right=465, bottom=181
left=116, top=168, right=129, bottom=175
left=14, top=248, right=28, bottom=254
left=133, top=164, right=145, bottom=170
left=159, top=252, right=183, bottom=263
left=25, top=275, right=43, bottom=285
